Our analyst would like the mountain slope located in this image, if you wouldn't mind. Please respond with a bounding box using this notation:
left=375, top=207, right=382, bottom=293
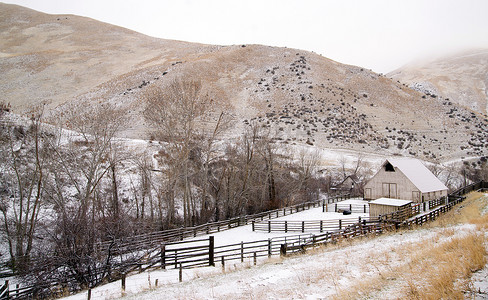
left=388, top=49, right=488, bottom=115
left=1, top=3, right=487, bottom=162
left=0, top=3, right=217, bottom=109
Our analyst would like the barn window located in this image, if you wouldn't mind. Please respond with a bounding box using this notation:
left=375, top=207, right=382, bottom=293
left=384, top=162, right=395, bottom=172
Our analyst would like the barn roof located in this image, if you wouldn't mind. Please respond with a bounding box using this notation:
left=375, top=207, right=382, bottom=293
left=386, top=158, right=448, bottom=193
left=369, top=198, right=412, bottom=207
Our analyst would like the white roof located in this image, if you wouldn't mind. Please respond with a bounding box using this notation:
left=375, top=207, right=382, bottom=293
left=386, top=158, right=448, bottom=193
left=369, top=198, right=412, bottom=207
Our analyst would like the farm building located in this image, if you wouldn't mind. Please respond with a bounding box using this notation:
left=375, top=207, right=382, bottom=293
left=330, top=174, right=361, bottom=196
left=369, top=198, right=412, bottom=221
left=363, top=158, right=448, bottom=202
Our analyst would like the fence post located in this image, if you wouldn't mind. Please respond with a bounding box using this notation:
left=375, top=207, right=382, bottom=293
left=209, top=236, right=215, bottom=266
left=179, top=263, right=183, bottom=282
left=285, top=221, right=288, bottom=233
left=252, top=221, right=255, bottom=232
left=174, top=249, right=178, bottom=269
left=121, top=274, right=126, bottom=292
left=268, top=239, right=272, bottom=257
left=221, top=256, right=225, bottom=272
left=241, top=242, right=244, bottom=262
left=322, top=200, right=325, bottom=212
left=253, top=252, right=257, bottom=265
left=280, top=244, right=287, bottom=256
left=161, top=244, right=166, bottom=269
left=339, top=219, right=342, bottom=230
left=335, top=203, right=338, bottom=212
left=302, top=221, right=305, bottom=233
left=268, top=221, right=271, bottom=233
left=364, top=205, right=366, bottom=213
left=320, top=220, right=323, bottom=232
left=88, top=288, right=91, bottom=300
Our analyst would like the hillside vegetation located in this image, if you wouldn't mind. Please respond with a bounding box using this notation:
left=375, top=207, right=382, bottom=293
left=1, top=3, right=487, bottom=163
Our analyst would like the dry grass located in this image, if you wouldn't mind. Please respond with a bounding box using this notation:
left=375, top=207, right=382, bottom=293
left=427, top=192, right=486, bottom=227
left=331, top=192, right=488, bottom=300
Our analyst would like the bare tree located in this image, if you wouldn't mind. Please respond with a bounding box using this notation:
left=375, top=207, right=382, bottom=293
left=40, top=102, right=129, bottom=287
left=0, top=106, right=52, bottom=272
left=143, top=78, right=212, bottom=227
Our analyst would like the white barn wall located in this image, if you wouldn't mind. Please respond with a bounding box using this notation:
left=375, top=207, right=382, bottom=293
left=364, top=167, right=419, bottom=201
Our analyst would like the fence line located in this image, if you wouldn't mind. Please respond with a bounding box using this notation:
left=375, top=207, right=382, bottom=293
left=322, top=203, right=369, bottom=213
left=91, top=194, right=352, bottom=255
left=252, top=217, right=379, bottom=233
left=4, top=180, right=486, bottom=299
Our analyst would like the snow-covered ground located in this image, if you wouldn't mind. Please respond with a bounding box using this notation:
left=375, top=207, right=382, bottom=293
left=62, top=199, right=369, bottom=299
left=61, top=194, right=488, bottom=300
left=67, top=223, right=485, bottom=300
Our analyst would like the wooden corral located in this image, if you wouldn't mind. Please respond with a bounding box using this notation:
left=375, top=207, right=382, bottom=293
left=363, top=158, right=448, bottom=202
left=369, top=198, right=413, bottom=221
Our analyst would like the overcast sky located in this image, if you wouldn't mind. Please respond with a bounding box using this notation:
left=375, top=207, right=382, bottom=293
left=3, top=0, right=488, bottom=73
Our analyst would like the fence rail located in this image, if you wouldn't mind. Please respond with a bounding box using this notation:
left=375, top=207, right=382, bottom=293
left=252, top=217, right=379, bottom=233
left=322, top=203, right=369, bottom=213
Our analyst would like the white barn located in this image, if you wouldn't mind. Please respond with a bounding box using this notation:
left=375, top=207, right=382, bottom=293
left=363, top=158, right=448, bottom=203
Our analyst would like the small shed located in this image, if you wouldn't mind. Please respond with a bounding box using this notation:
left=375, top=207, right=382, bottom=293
left=369, top=198, right=412, bottom=221
left=331, top=174, right=361, bottom=196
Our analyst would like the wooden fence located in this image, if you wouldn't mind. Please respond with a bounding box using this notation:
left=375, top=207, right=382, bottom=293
left=0, top=281, right=8, bottom=299
left=252, top=217, right=379, bottom=233
left=322, top=203, right=369, bottom=213
left=119, top=222, right=394, bottom=273
left=90, top=194, right=352, bottom=255
left=2, top=180, right=486, bottom=299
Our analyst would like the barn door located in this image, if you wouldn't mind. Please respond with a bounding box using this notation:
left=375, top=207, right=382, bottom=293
left=389, top=183, right=397, bottom=198
left=382, top=183, right=397, bottom=198
left=365, top=188, right=372, bottom=199
left=382, top=183, right=389, bottom=197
